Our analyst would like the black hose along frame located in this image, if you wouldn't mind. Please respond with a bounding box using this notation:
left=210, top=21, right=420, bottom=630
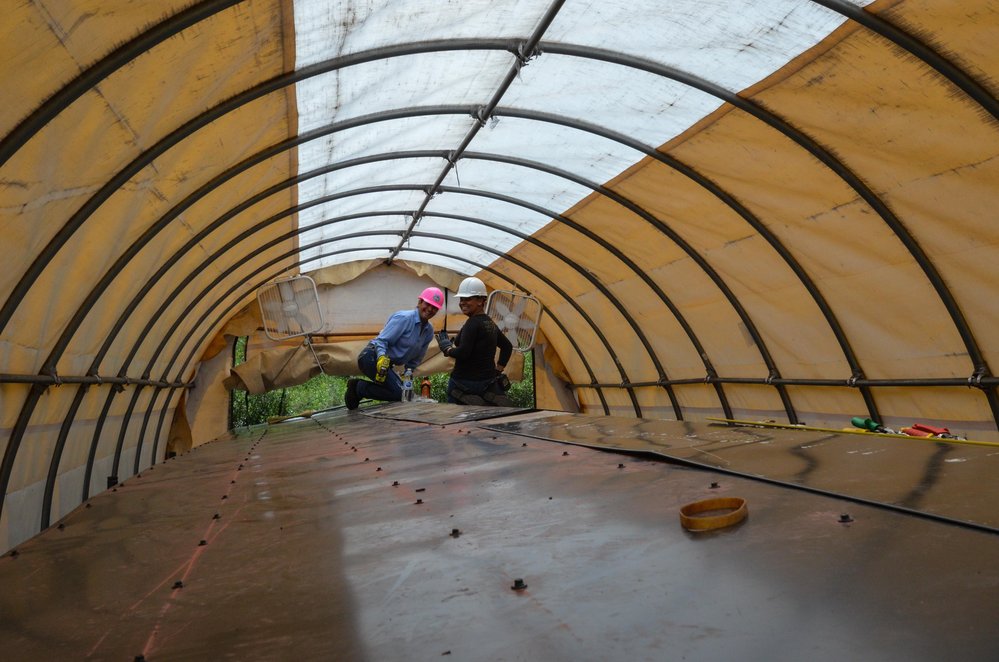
left=1, top=1, right=998, bottom=533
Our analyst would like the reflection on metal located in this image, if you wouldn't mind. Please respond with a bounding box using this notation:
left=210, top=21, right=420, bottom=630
left=3, top=410, right=999, bottom=659
left=360, top=401, right=529, bottom=425
left=483, top=414, right=999, bottom=533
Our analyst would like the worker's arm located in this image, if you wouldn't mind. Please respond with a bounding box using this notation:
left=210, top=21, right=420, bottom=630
left=495, top=329, right=513, bottom=371
left=371, top=311, right=408, bottom=359
left=442, top=321, right=477, bottom=361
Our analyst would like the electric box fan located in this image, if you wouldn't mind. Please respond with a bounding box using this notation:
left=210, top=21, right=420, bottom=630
left=485, top=290, right=542, bottom=353
left=256, top=275, right=327, bottom=372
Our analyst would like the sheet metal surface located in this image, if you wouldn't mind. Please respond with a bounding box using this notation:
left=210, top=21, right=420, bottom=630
left=2, top=409, right=999, bottom=660
left=483, top=414, right=999, bottom=531
left=360, top=401, right=529, bottom=425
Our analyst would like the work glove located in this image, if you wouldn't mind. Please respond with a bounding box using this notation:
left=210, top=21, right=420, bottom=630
left=375, top=355, right=391, bottom=383
left=436, top=330, right=454, bottom=356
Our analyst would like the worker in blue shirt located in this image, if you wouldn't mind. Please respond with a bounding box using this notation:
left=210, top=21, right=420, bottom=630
left=345, top=286, right=444, bottom=409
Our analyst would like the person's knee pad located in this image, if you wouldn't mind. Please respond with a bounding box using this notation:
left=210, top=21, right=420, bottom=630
left=451, top=386, right=486, bottom=405
left=481, top=390, right=512, bottom=407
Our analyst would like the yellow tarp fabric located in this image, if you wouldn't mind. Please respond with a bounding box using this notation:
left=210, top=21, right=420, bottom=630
left=3, top=0, right=999, bottom=556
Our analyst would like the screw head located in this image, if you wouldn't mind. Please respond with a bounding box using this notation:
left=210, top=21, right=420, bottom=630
left=450, top=528, right=461, bottom=538
left=198, top=540, right=207, bottom=546
left=415, top=499, right=423, bottom=505
left=710, top=482, right=720, bottom=489
left=511, top=578, right=527, bottom=591
left=172, top=580, right=184, bottom=589
left=618, top=463, right=625, bottom=469
left=392, top=481, right=400, bottom=487
left=839, top=514, right=854, bottom=523
left=562, top=451, right=569, bottom=456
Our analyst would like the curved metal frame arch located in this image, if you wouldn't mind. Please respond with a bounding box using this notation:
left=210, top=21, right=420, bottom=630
left=10, top=96, right=806, bottom=434
left=94, top=212, right=646, bottom=486
left=12, top=98, right=790, bottom=410
left=59, top=234, right=603, bottom=524
left=4, top=19, right=991, bottom=524
left=60, top=218, right=632, bottom=520
left=107, top=223, right=629, bottom=492
left=4, top=34, right=993, bottom=417
left=810, top=0, right=999, bottom=124
left=8, top=29, right=996, bottom=429
left=39, top=142, right=737, bottom=429
left=18, top=108, right=828, bottom=486
left=140, top=241, right=599, bottom=493
left=3, top=9, right=996, bottom=528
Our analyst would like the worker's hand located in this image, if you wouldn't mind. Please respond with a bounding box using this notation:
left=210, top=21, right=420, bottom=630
left=435, top=330, right=454, bottom=356
left=495, top=371, right=511, bottom=392
left=375, top=355, right=391, bottom=383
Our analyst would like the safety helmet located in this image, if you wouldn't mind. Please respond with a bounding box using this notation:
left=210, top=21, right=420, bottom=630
left=418, top=286, right=445, bottom=309
left=456, top=276, right=488, bottom=298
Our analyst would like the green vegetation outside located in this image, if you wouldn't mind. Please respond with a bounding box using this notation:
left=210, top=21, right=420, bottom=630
left=230, top=337, right=535, bottom=428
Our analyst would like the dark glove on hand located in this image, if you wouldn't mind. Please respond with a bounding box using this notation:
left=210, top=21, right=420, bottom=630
left=494, top=371, right=512, bottom=392
left=436, top=330, right=454, bottom=356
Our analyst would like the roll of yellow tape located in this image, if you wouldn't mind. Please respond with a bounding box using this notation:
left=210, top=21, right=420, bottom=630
left=679, top=497, right=748, bottom=531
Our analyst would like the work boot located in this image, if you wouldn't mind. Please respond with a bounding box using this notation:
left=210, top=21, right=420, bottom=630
left=345, top=378, right=360, bottom=410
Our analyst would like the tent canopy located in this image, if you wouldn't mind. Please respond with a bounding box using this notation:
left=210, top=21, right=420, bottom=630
left=2, top=0, right=998, bottom=550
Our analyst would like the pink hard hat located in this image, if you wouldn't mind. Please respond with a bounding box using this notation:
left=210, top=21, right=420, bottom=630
left=418, top=286, right=445, bottom=309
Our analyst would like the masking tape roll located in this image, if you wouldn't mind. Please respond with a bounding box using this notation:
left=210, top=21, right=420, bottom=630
left=679, top=497, right=748, bottom=531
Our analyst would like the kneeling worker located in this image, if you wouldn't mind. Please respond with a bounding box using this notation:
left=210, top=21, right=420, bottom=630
left=345, top=286, right=445, bottom=410
left=435, top=277, right=513, bottom=405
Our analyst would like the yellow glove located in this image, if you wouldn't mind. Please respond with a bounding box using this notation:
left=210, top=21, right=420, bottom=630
left=375, top=355, right=391, bottom=383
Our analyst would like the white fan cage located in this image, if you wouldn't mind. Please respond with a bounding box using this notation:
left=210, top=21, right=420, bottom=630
left=257, top=275, right=325, bottom=341
left=486, top=289, right=542, bottom=353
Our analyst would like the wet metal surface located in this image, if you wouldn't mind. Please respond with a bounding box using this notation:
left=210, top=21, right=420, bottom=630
left=2, top=408, right=999, bottom=660
left=483, top=414, right=999, bottom=531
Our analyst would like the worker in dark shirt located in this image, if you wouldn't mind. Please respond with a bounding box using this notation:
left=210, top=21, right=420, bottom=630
left=436, top=277, right=513, bottom=405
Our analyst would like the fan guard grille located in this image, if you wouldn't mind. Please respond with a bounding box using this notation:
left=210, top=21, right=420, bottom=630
left=256, top=275, right=325, bottom=341
left=486, top=290, right=542, bottom=353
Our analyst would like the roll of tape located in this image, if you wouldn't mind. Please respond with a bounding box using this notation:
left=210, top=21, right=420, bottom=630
left=679, top=497, right=748, bottom=531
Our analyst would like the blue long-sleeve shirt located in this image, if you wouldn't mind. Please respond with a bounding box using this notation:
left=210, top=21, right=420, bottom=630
left=371, top=308, right=434, bottom=370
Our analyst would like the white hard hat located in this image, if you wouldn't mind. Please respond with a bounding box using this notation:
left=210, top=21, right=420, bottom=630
left=456, top=276, right=488, bottom=298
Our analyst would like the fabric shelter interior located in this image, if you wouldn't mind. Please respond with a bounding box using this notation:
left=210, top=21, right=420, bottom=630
left=1, top=0, right=997, bottom=553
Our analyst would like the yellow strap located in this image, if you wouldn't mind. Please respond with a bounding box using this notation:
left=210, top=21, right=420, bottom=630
left=706, top=417, right=999, bottom=448
left=679, top=497, right=748, bottom=531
